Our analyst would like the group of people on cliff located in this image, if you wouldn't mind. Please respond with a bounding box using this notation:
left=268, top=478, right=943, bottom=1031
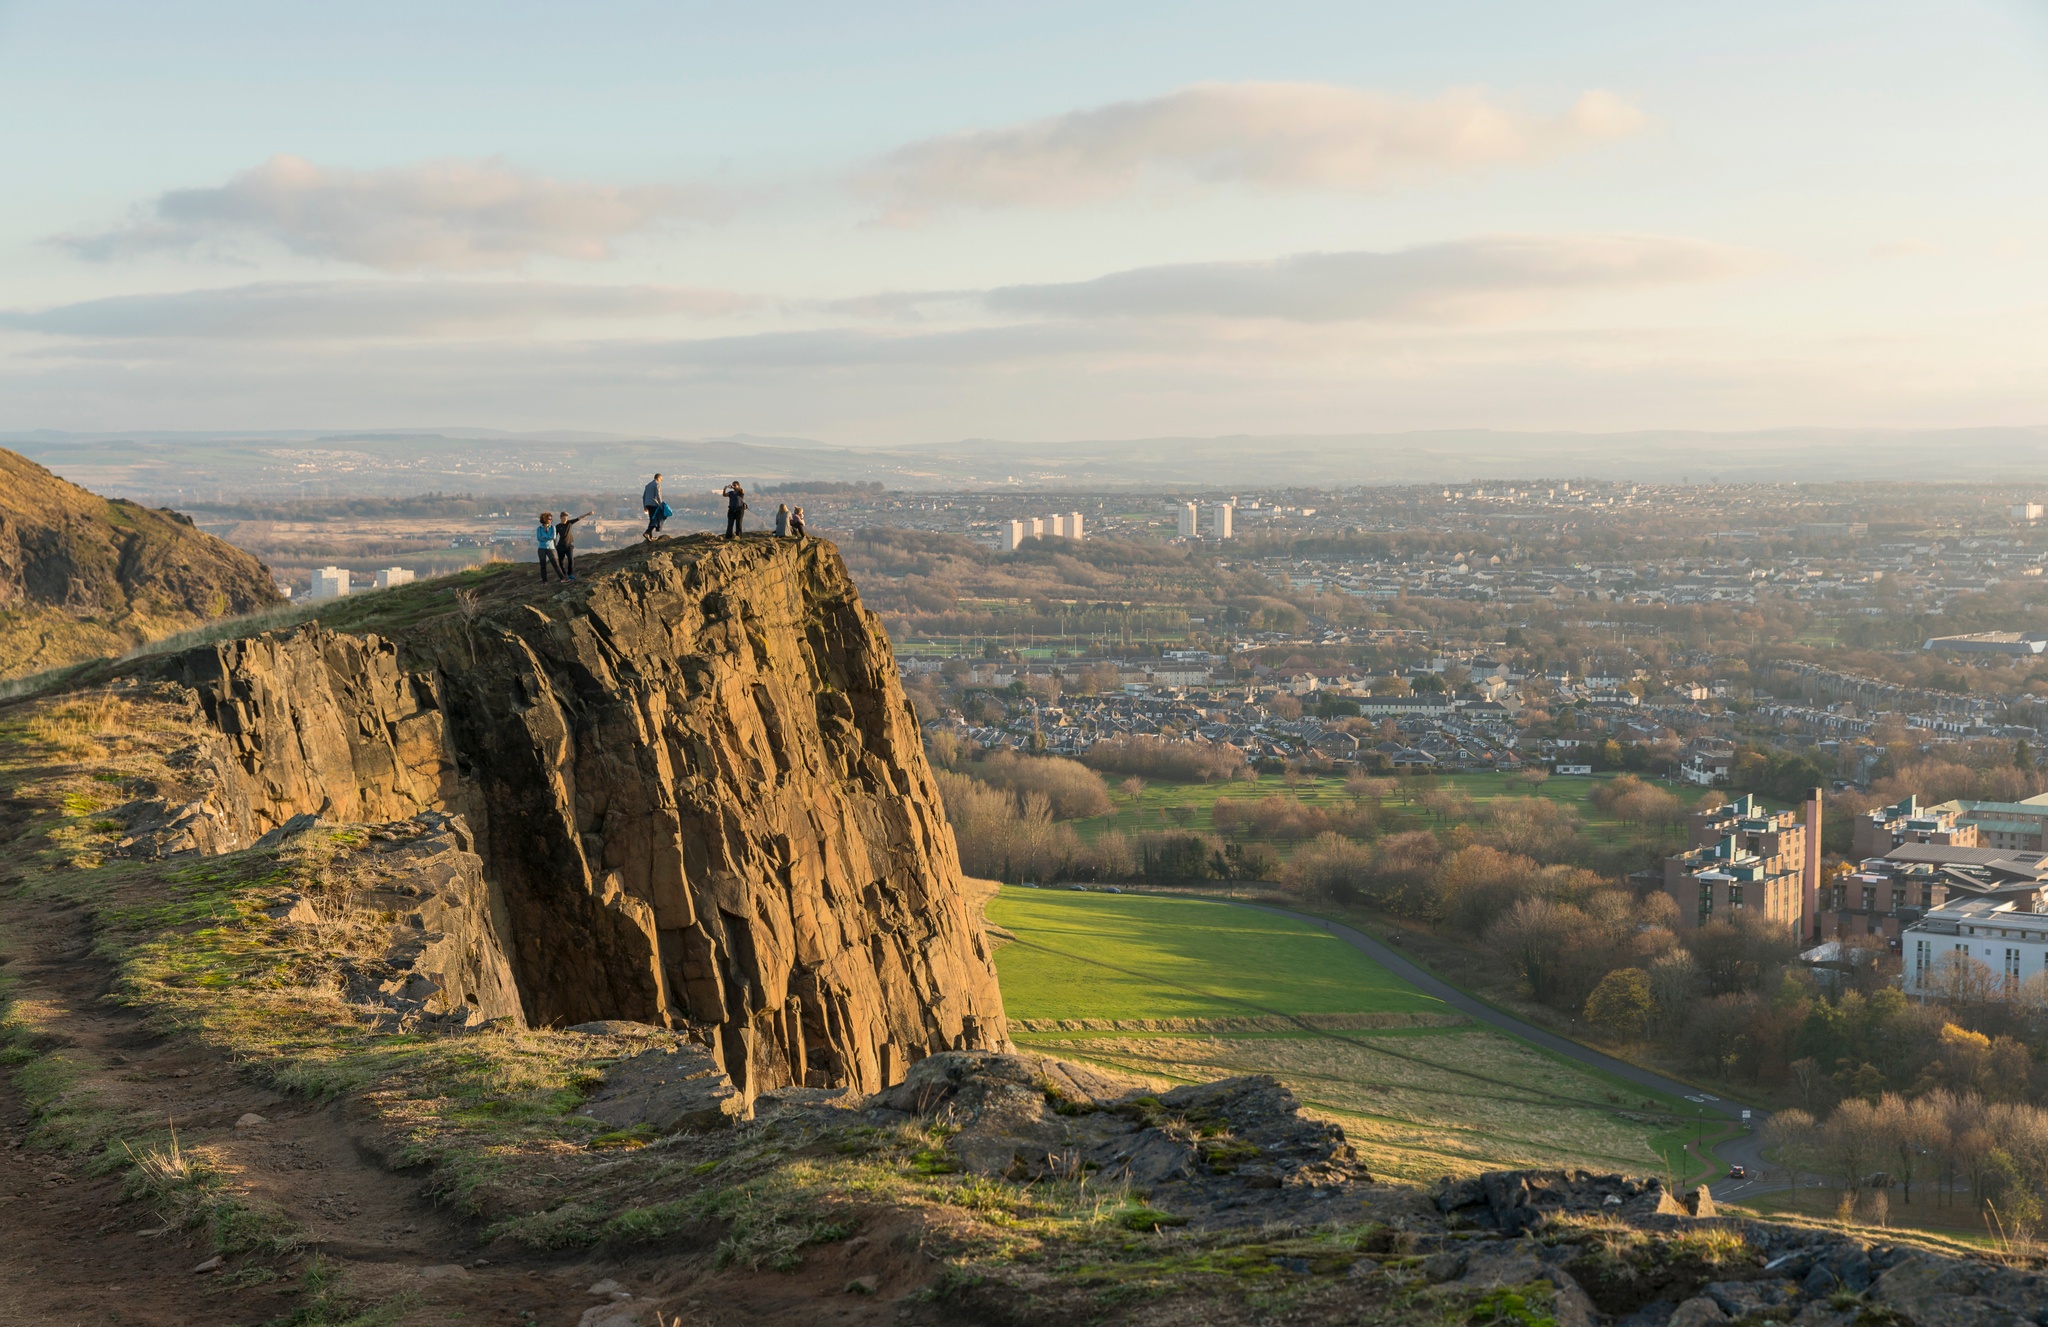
left=638, top=475, right=804, bottom=542
left=533, top=474, right=808, bottom=581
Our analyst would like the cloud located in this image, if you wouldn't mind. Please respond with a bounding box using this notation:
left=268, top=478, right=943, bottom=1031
left=859, top=83, right=1646, bottom=219
left=862, top=235, right=1769, bottom=325
left=51, top=155, right=718, bottom=272
left=0, top=280, right=753, bottom=340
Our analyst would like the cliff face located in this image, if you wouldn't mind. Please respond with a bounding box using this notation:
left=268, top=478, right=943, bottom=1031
left=0, top=447, right=282, bottom=678
left=144, top=535, right=1006, bottom=1104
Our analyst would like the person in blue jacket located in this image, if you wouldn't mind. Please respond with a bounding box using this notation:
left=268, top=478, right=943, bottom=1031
left=642, top=474, right=666, bottom=539
left=535, top=512, right=560, bottom=582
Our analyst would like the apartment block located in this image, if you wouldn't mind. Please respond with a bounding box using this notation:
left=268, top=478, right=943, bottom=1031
left=1666, top=792, right=1819, bottom=933
left=310, top=566, right=351, bottom=600
left=373, top=567, right=416, bottom=589
left=1851, top=794, right=1979, bottom=858
left=1177, top=502, right=1199, bottom=539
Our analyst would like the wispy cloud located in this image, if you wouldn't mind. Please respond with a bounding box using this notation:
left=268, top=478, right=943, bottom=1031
left=50, top=155, right=720, bottom=272
left=858, top=83, right=1647, bottom=220
left=850, top=235, right=1769, bottom=324
left=0, top=280, right=754, bottom=339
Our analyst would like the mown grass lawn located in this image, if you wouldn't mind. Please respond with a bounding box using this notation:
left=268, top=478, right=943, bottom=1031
left=988, top=889, right=1443, bottom=1021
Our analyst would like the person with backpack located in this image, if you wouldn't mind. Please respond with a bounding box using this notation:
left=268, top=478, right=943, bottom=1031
left=723, top=481, right=747, bottom=538
left=534, top=512, right=560, bottom=582
left=774, top=502, right=791, bottom=537
left=642, top=473, right=667, bottom=539
left=554, top=509, right=593, bottom=578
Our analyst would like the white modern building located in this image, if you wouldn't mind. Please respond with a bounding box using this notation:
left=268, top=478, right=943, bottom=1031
left=1177, top=502, right=1199, bottom=539
left=1902, top=898, right=2048, bottom=998
left=310, top=566, right=351, bottom=600
left=373, top=567, right=416, bottom=589
left=1207, top=503, right=1234, bottom=540
left=1027, top=517, right=1044, bottom=539
left=1064, top=511, right=1084, bottom=540
left=2012, top=503, right=2044, bottom=524
left=1003, top=520, right=1025, bottom=551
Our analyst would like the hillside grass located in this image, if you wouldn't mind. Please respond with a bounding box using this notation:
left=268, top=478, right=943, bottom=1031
left=987, top=889, right=1442, bottom=1021
left=989, top=888, right=1714, bottom=1184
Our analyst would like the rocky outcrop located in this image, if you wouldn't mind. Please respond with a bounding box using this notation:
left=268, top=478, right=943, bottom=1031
left=130, top=535, right=1007, bottom=1109
left=868, top=1050, right=1370, bottom=1228
left=0, top=446, right=281, bottom=678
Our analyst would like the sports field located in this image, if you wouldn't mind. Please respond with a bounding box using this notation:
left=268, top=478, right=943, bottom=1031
left=987, top=888, right=1711, bottom=1183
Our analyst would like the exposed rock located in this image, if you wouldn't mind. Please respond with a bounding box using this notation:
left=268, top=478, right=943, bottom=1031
left=1435, top=1169, right=1693, bottom=1234
left=1666, top=1296, right=1727, bottom=1327
left=0, top=446, right=282, bottom=679
left=579, top=1040, right=747, bottom=1134
left=867, top=1050, right=1368, bottom=1228
left=323, top=817, right=524, bottom=1032
left=126, top=536, right=1005, bottom=1109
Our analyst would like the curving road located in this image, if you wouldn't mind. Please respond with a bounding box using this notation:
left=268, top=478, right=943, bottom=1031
left=1234, top=901, right=1780, bottom=1197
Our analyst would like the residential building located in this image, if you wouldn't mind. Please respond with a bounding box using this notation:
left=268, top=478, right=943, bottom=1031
left=1851, top=794, right=1979, bottom=858
left=373, top=567, right=415, bottom=589
left=1668, top=793, right=1820, bottom=934
left=1902, top=898, right=2048, bottom=999
left=1678, top=737, right=1734, bottom=787
left=1177, top=502, right=1199, bottom=539
left=2012, top=503, right=2045, bottom=524
left=1823, top=842, right=2048, bottom=943
left=1207, top=503, right=1233, bottom=540
left=1003, top=520, right=1025, bottom=551
left=1066, top=511, right=1085, bottom=541
left=1028, top=517, right=1045, bottom=539
left=1923, top=632, right=2048, bottom=656
left=1931, top=795, right=2048, bottom=852
left=310, top=566, right=350, bottom=600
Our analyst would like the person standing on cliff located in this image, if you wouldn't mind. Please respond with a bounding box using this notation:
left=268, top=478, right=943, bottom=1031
left=554, top=509, right=593, bottom=578
left=774, top=502, right=790, bottom=537
left=534, top=512, right=560, bottom=582
left=642, top=473, right=666, bottom=540
left=723, top=481, right=747, bottom=538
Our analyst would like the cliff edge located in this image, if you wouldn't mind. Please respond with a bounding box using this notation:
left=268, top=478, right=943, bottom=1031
left=129, top=532, right=1008, bottom=1105
left=0, top=446, right=282, bottom=678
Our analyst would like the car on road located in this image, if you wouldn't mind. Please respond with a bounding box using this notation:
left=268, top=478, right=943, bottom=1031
left=1727, top=1164, right=1748, bottom=1180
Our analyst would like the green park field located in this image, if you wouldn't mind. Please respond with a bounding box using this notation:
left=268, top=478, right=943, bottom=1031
left=986, top=888, right=1721, bottom=1183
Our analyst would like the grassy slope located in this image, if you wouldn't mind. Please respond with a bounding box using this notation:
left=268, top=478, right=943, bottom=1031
left=990, top=888, right=1710, bottom=1184
left=988, top=891, right=1441, bottom=1021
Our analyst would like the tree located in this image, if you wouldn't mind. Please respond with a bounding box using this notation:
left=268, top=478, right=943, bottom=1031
left=1584, top=968, right=1655, bottom=1041
left=1370, top=674, right=1413, bottom=696
left=1762, top=1108, right=1819, bottom=1194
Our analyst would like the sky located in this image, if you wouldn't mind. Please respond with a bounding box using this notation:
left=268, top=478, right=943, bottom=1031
left=3, top=0, right=2047, bottom=445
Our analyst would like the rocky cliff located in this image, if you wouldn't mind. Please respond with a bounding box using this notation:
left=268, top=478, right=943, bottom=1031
left=0, top=446, right=282, bottom=678
left=129, top=534, right=1007, bottom=1106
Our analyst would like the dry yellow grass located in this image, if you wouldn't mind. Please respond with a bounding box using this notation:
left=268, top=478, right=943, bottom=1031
left=1024, top=1029, right=1669, bottom=1182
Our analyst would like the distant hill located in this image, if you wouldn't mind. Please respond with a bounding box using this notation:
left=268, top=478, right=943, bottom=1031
left=0, top=447, right=282, bottom=680
left=9, top=425, right=2048, bottom=496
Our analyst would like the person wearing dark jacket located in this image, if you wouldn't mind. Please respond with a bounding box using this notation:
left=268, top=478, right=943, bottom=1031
left=723, top=481, right=746, bottom=538
left=789, top=506, right=806, bottom=537
left=554, top=509, right=593, bottom=578
left=534, top=512, right=560, bottom=582
left=642, top=474, right=665, bottom=539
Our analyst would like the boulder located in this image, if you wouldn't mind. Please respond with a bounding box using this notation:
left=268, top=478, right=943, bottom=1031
left=579, top=1041, right=747, bottom=1133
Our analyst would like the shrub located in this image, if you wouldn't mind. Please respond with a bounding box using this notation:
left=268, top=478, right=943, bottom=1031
left=1082, top=734, right=1248, bottom=783
left=956, top=750, right=1111, bottom=819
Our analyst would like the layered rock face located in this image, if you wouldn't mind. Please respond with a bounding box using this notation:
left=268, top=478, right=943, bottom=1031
left=141, top=536, right=1007, bottom=1104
